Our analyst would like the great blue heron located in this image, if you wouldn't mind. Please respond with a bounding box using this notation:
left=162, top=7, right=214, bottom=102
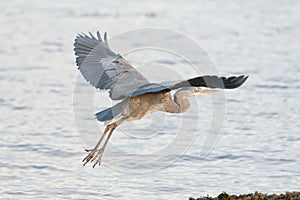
left=74, top=31, right=248, bottom=168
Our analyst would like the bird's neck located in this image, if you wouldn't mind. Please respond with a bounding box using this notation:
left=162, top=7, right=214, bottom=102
left=173, top=89, right=191, bottom=113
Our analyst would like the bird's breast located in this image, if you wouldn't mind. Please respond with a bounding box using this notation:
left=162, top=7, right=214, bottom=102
left=127, top=92, right=170, bottom=119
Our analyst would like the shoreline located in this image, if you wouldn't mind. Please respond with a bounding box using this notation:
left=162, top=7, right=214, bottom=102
left=189, top=191, right=300, bottom=200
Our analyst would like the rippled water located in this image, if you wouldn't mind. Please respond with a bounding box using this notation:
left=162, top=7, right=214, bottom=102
left=1, top=0, right=300, bottom=199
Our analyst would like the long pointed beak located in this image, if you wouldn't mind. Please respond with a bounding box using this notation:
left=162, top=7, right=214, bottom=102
left=194, top=88, right=219, bottom=96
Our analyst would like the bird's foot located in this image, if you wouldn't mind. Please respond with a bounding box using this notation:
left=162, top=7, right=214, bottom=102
left=82, top=148, right=104, bottom=168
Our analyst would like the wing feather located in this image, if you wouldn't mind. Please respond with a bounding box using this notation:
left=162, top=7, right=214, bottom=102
left=129, top=75, right=248, bottom=97
left=74, top=31, right=248, bottom=100
left=74, top=31, right=149, bottom=100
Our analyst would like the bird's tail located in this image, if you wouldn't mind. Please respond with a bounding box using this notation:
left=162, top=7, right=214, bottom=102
left=95, top=99, right=128, bottom=122
left=95, top=107, right=114, bottom=122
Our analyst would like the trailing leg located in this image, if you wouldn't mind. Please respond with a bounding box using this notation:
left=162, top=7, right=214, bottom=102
left=82, top=123, right=117, bottom=167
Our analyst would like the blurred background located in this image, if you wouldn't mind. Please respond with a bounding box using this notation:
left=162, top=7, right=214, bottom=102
left=0, top=0, right=299, bottom=199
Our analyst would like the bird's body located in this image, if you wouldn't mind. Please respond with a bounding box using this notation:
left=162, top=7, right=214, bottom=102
left=73, top=31, right=248, bottom=167
left=100, top=90, right=187, bottom=125
left=101, top=92, right=170, bottom=126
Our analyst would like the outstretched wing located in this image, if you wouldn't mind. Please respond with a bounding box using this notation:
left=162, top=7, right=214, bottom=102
left=74, top=31, right=149, bottom=100
left=129, top=75, right=249, bottom=97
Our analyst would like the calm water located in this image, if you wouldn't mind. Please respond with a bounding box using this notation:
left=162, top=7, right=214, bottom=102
left=1, top=0, right=299, bottom=199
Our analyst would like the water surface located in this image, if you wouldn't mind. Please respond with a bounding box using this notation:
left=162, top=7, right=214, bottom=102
left=0, top=0, right=299, bottom=199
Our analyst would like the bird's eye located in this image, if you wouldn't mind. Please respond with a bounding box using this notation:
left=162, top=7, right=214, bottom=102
left=112, top=60, right=120, bottom=64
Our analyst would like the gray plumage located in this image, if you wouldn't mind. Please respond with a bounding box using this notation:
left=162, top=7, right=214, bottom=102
left=74, top=31, right=149, bottom=100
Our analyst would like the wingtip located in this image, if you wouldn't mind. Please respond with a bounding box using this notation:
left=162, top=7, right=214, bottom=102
left=104, top=32, right=109, bottom=47
left=223, top=74, right=249, bottom=89
left=89, top=31, right=96, bottom=39
left=76, top=31, right=107, bottom=42
left=237, top=75, right=249, bottom=88
left=97, top=31, right=101, bottom=41
left=240, top=75, right=249, bottom=83
left=77, top=33, right=84, bottom=38
left=82, top=32, right=89, bottom=38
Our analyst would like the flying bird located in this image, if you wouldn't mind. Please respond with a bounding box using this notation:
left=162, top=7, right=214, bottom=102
left=74, top=31, right=248, bottom=168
